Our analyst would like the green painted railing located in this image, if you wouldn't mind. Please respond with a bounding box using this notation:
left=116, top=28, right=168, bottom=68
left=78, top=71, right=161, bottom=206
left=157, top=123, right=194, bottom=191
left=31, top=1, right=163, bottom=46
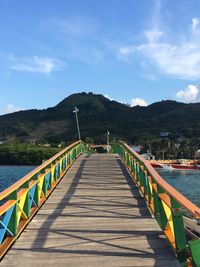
left=114, top=141, right=200, bottom=267
left=0, top=141, right=83, bottom=259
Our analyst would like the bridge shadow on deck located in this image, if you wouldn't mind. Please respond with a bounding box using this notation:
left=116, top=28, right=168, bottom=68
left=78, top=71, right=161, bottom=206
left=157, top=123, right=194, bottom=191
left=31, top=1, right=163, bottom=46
left=6, top=154, right=178, bottom=266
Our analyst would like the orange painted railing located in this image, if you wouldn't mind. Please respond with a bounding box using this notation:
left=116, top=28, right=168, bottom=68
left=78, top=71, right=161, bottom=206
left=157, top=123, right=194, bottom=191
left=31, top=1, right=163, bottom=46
left=0, top=141, right=83, bottom=259
left=114, top=141, right=200, bottom=267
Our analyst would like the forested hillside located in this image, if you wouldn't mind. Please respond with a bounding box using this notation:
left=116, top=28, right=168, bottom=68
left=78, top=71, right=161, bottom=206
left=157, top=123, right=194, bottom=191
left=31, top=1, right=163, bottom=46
left=0, top=92, right=199, bottom=144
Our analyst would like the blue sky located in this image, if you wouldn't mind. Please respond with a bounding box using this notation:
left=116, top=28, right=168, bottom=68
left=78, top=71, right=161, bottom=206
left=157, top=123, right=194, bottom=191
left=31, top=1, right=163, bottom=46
left=1, top=0, right=200, bottom=114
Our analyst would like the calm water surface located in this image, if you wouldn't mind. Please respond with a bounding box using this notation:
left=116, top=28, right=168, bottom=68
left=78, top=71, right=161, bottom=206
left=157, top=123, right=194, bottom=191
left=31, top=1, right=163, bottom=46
left=0, top=166, right=37, bottom=192
left=0, top=166, right=199, bottom=208
left=157, top=169, right=200, bottom=208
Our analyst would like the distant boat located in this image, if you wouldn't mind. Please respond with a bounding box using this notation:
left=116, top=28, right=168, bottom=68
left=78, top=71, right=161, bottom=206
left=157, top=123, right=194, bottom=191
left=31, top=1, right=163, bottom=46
left=150, top=161, right=200, bottom=170
left=169, top=164, right=199, bottom=170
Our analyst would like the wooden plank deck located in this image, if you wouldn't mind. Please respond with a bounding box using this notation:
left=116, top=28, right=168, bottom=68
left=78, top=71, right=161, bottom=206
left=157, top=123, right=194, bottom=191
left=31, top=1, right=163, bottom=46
left=0, top=154, right=179, bottom=266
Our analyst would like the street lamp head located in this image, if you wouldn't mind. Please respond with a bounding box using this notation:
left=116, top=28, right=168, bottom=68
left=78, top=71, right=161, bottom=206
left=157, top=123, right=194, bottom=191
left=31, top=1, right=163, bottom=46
left=73, top=106, right=79, bottom=113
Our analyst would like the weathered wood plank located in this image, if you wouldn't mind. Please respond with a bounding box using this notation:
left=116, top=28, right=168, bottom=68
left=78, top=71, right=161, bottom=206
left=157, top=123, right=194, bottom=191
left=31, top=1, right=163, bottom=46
left=0, top=154, right=179, bottom=266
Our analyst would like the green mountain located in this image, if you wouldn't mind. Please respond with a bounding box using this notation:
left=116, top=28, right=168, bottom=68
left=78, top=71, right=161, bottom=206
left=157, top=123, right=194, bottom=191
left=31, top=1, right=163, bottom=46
left=0, top=92, right=199, bottom=143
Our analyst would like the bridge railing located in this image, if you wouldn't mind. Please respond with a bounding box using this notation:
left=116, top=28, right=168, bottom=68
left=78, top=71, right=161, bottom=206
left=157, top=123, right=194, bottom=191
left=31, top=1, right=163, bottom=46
left=0, top=140, right=83, bottom=259
left=114, top=141, right=200, bottom=267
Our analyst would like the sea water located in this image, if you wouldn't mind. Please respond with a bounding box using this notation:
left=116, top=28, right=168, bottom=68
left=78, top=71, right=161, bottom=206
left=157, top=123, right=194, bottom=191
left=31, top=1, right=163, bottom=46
left=0, top=165, right=199, bottom=208
left=157, top=169, right=200, bottom=208
left=0, top=165, right=37, bottom=192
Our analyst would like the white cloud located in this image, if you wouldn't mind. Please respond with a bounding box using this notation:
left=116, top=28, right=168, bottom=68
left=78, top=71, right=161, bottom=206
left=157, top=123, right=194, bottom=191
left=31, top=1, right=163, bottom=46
left=176, top=85, right=199, bottom=103
left=117, top=2, right=200, bottom=80
left=118, top=28, right=200, bottom=80
left=9, top=56, right=62, bottom=74
left=5, top=104, right=21, bottom=114
left=192, top=17, right=199, bottom=31
left=131, top=98, right=148, bottom=107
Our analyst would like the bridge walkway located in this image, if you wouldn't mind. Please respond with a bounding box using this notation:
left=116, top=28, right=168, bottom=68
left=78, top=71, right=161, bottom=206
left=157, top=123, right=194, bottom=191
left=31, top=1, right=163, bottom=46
left=0, top=154, right=179, bottom=266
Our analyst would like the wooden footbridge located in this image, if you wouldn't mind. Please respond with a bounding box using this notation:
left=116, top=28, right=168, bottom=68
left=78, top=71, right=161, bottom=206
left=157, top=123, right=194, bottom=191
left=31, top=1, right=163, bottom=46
left=0, top=141, right=200, bottom=266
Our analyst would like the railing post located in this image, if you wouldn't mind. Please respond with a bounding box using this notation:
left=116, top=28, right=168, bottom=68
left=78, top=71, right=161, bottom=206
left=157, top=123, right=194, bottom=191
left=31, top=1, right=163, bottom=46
left=189, top=239, right=200, bottom=266
left=50, top=162, right=56, bottom=188
left=41, top=170, right=47, bottom=198
left=153, top=186, right=167, bottom=229
left=35, top=177, right=40, bottom=207
left=130, top=157, right=135, bottom=177
left=8, top=190, right=18, bottom=236
left=133, top=159, right=137, bottom=180
left=21, top=181, right=30, bottom=219
left=171, top=198, right=187, bottom=266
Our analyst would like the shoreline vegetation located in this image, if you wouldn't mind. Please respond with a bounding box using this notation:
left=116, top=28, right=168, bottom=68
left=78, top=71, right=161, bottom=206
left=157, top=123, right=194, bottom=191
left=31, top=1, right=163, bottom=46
left=0, top=143, right=61, bottom=165
left=0, top=137, right=199, bottom=165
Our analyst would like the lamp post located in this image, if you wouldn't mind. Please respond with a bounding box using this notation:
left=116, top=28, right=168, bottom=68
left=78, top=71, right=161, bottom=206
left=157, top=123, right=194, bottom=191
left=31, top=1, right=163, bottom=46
left=107, top=130, right=110, bottom=153
left=73, top=107, right=81, bottom=141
